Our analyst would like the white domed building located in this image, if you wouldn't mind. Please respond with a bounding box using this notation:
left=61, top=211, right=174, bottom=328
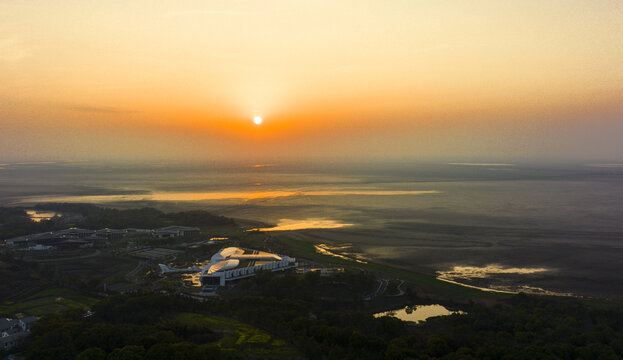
left=200, top=247, right=296, bottom=289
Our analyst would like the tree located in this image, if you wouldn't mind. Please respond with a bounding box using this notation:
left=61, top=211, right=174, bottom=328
left=107, top=345, right=145, bottom=360
left=76, top=347, right=106, bottom=360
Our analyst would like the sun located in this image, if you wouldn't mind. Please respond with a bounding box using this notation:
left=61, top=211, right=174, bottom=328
left=253, top=116, right=263, bottom=125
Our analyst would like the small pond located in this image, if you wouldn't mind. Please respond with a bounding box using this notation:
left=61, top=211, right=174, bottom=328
left=374, top=304, right=465, bottom=323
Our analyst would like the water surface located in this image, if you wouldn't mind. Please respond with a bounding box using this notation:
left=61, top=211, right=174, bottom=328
left=26, top=210, right=60, bottom=222
left=2, top=160, right=623, bottom=298
left=375, top=304, right=465, bottom=323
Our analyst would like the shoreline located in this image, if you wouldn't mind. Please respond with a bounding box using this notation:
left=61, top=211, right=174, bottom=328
left=276, top=230, right=587, bottom=301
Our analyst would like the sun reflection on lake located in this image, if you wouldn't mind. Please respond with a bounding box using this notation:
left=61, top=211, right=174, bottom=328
left=249, top=218, right=354, bottom=231
left=23, top=190, right=440, bottom=204
left=435, top=264, right=573, bottom=296
left=26, top=210, right=60, bottom=222
left=437, top=264, right=548, bottom=280
left=314, top=243, right=367, bottom=264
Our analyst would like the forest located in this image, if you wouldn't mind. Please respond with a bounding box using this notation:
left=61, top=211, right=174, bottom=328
left=19, top=271, right=623, bottom=360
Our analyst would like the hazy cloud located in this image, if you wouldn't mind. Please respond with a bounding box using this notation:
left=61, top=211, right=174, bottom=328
left=0, top=38, right=29, bottom=62
left=162, top=9, right=261, bottom=18
left=447, top=163, right=514, bottom=167
left=71, top=106, right=138, bottom=114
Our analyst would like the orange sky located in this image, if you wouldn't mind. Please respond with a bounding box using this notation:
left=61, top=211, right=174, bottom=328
left=1, top=1, right=622, bottom=161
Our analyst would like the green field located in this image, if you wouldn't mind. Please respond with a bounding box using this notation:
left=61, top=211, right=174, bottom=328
left=172, top=313, right=303, bottom=359
left=0, top=288, right=99, bottom=316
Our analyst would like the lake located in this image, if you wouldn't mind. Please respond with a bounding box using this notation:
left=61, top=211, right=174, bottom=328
left=1, top=160, right=623, bottom=298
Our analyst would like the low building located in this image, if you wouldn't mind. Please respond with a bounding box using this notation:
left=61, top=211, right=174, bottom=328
left=55, top=239, right=94, bottom=249
left=0, top=318, right=18, bottom=333
left=123, top=228, right=152, bottom=234
left=55, top=228, right=95, bottom=238
left=4, top=225, right=201, bottom=248
left=4, top=232, right=63, bottom=248
left=0, top=315, right=36, bottom=350
left=200, top=247, right=296, bottom=289
left=94, top=228, right=125, bottom=240
left=18, top=316, right=37, bottom=332
left=153, top=230, right=178, bottom=238
left=4, top=227, right=95, bottom=248
left=0, top=333, right=27, bottom=350
left=27, top=244, right=53, bottom=251
left=154, top=226, right=200, bottom=238
left=2, top=327, right=21, bottom=337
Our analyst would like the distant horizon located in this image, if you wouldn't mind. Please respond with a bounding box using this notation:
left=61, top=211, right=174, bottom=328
left=2, top=156, right=623, bottom=165
left=0, top=156, right=622, bottom=164
left=3, top=157, right=623, bottom=172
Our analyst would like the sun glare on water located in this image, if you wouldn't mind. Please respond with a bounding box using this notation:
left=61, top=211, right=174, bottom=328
left=253, top=116, right=263, bottom=125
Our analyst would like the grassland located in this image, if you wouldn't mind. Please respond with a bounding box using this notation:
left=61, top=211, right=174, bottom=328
left=272, top=233, right=510, bottom=301
left=0, top=250, right=136, bottom=316
left=172, top=313, right=303, bottom=359
left=0, top=258, right=55, bottom=302
left=0, top=288, right=99, bottom=316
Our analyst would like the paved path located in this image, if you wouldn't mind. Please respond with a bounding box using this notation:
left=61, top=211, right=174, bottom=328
left=389, top=280, right=406, bottom=297
left=126, top=261, right=147, bottom=281
left=365, top=279, right=388, bottom=300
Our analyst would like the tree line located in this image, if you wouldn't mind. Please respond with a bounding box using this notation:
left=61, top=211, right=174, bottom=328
left=0, top=204, right=235, bottom=240
left=22, top=275, right=623, bottom=360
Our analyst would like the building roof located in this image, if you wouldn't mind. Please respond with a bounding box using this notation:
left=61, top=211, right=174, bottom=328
left=210, top=247, right=244, bottom=262
left=95, top=228, right=125, bottom=233
left=19, top=316, right=37, bottom=325
left=56, top=228, right=94, bottom=235
left=203, top=247, right=290, bottom=276
left=6, top=228, right=94, bottom=243
left=6, top=225, right=200, bottom=244
left=210, top=247, right=281, bottom=262
left=153, top=230, right=179, bottom=235
left=2, top=327, right=21, bottom=336
left=0, top=332, right=27, bottom=348
left=231, top=253, right=282, bottom=261
left=157, top=226, right=199, bottom=232
left=86, top=235, right=109, bottom=241
left=206, top=259, right=240, bottom=274
left=57, top=239, right=91, bottom=245
left=0, top=318, right=17, bottom=331
left=5, top=232, right=56, bottom=243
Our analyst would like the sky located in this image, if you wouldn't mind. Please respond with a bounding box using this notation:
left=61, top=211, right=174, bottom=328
left=1, top=0, right=622, bottom=162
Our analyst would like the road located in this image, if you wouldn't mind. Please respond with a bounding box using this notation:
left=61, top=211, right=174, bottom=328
left=126, top=260, right=148, bottom=281
left=389, top=280, right=405, bottom=297
left=365, top=279, right=388, bottom=300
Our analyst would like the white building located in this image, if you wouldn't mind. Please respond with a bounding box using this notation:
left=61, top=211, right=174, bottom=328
left=200, top=247, right=296, bottom=288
